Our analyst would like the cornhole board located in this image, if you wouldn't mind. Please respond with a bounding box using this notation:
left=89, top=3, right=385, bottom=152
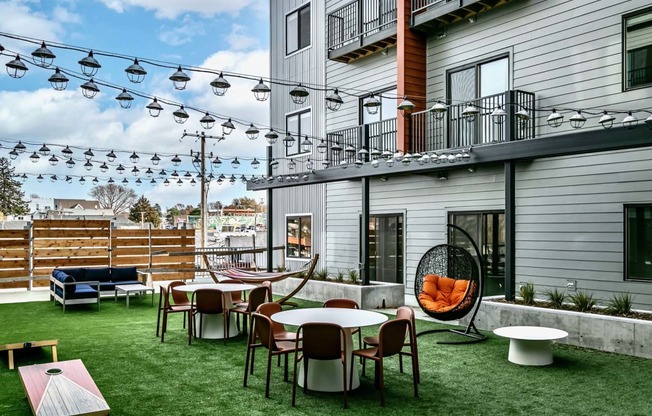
left=0, top=340, right=58, bottom=370
left=18, top=359, right=110, bottom=416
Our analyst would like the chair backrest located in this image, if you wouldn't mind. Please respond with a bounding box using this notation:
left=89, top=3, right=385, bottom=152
left=299, top=322, right=344, bottom=360
left=159, top=284, right=169, bottom=309
left=192, top=288, right=225, bottom=314
left=261, top=281, right=273, bottom=302
left=323, top=298, right=360, bottom=309
left=251, top=312, right=279, bottom=351
left=378, top=319, right=411, bottom=357
left=221, top=279, right=244, bottom=302
left=169, top=281, right=190, bottom=306
left=247, top=286, right=269, bottom=312
left=256, top=302, right=285, bottom=334
left=396, top=306, right=416, bottom=338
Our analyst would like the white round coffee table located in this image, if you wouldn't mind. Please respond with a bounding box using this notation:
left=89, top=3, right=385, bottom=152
left=273, top=308, right=388, bottom=392
left=493, top=326, right=568, bottom=366
left=174, top=283, right=256, bottom=339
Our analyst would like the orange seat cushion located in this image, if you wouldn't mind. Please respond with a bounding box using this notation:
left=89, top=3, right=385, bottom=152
left=418, top=274, right=471, bottom=313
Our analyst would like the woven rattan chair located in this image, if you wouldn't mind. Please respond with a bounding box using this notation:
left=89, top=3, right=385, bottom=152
left=414, top=224, right=486, bottom=344
left=158, top=281, right=193, bottom=342
left=292, top=322, right=348, bottom=409
left=352, top=319, right=418, bottom=406
left=243, top=312, right=297, bottom=399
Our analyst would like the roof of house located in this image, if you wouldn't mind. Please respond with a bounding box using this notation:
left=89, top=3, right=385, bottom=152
left=53, top=199, right=101, bottom=210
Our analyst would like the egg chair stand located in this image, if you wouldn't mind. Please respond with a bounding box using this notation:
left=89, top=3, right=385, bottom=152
left=414, top=224, right=486, bottom=345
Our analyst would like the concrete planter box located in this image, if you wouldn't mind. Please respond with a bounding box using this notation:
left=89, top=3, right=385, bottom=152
left=460, top=300, right=652, bottom=359
left=271, top=277, right=404, bottom=309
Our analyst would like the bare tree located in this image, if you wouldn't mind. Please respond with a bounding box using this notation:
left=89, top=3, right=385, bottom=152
left=89, top=184, right=137, bottom=214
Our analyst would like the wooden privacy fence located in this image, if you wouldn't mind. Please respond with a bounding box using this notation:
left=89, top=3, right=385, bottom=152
left=0, top=219, right=195, bottom=289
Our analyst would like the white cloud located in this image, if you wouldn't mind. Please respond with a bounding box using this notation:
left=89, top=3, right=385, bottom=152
left=0, top=1, right=81, bottom=53
left=158, top=15, right=205, bottom=46
left=226, top=23, right=259, bottom=51
left=96, top=0, right=262, bottom=20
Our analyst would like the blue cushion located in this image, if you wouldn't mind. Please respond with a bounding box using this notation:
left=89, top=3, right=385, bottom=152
left=111, top=267, right=137, bottom=282
left=69, top=284, right=98, bottom=298
left=99, top=282, right=115, bottom=292
left=60, top=268, right=84, bottom=280
left=83, top=267, right=111, bottom=282
left=52, top=269, right=76, bottom=295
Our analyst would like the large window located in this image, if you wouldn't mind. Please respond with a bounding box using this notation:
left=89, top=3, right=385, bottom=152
left=448, top=56, right=509, bottom=146
left=286, top=109, right=311, bottom=157
left=624, top=8, right=652, bottom=89
left=367, top=214, right=404, bottom=284
left=287, top=3, right=311, bottom=55
left=287, top=215, right=311, bottom=259
left=449, top=211, right=505, bottom=296
left=625, top=205, right=652, bottom=281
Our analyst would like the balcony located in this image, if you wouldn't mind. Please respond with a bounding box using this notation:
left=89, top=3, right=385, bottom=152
left=325, top=118, right=398, bottom=166
left=411, top=0, right=515, bottom=31
left=411, top=90, right=535, bottom=153
left=327, top=0, right=398, bottom=63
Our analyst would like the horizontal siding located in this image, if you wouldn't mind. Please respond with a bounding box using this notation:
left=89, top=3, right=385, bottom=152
left=515, top=148, right=652, bottom=309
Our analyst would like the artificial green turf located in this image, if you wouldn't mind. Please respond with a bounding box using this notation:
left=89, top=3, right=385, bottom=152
left=0, top=296, right=651, bottom=416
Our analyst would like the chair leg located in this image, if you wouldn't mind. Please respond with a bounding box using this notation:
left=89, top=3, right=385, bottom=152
left=156, top=307, right=162, bottom=337
left=411, top=345, right=419, bottom=397
left=265, top=351, right=273, bottom=399
left=342, top=357, right=348, bottom=409
left=399, top=352, right=404, bottom=373
left=188, top=313, right=194, bottom=345
left=161, top=310, right=168, bottom=342
left=379, top=357, right=385, bottom=407
left=244, top=330, right=253, bottom=387
left=283, top=353, right=289, bottom=382
left=223, top=311, right=228, bottom=345
left=292, top=353, right=300, bottom=406
left=303, top=358, right=309, bottom=394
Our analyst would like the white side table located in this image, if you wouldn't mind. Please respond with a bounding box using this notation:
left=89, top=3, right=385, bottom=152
left=114, top=284, right=155, bottom=308
left=493, top=326, right=568, bottom=366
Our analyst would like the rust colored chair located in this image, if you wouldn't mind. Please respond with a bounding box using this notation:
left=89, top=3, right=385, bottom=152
left=243, top=312, right=297, bottom=399
left=230, top=285, right=269, bottom=335
left=352, top=319, right=418, bottom=406
left=362, top=306, right=420, bottom=383
left=261, top=280, right=273, bottom=302
left=190, top=288, right=229, bottom=345
left=256, top=302, right=299, bottom=343
left=157, top=281, right=193, bottom=342
left=292, top=322, right=348, bottom=409
left=323, top=298, right=362, bottom=349
left=220, top=278, right=246, bottom=305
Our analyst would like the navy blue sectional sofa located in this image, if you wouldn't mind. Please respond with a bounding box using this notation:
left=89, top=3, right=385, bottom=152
left=50, top=266, right=144, bottom=311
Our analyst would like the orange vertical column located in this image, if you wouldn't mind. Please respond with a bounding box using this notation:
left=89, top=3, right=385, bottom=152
left=397, top=0, right=426, bottom=153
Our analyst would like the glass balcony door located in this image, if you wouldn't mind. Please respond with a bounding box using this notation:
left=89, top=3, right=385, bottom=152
left=367, top=214, right=403, bottom=283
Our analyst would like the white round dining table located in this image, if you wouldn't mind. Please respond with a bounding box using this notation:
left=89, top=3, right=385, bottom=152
left=174, top=283, right=257, bottom=339
left=272, top=307, right=388, bottom=392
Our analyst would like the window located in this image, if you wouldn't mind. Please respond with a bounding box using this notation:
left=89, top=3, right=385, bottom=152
left=448, top=56, right=509, bottom=145
left=360, top=88, right=397, bottom=125
left=449, top=211, right=505, bottom=296
left=624, top=8, right=652, bottom=89
left=287, top=3, right=311, bottom=55
left=286, top=109, right=311, bottom=156
left=367, top=214, right=403, bottom=284
left=287, top=215, right=311, bottom=258
left=625, top=205, right=652, bottom=281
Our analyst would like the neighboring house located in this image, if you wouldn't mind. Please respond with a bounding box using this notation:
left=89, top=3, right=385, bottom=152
left=255, top=0, right=652, bottom=310
left=25, top=197, right=55, bottom=219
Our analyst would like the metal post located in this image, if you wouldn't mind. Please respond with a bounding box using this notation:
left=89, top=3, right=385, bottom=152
left=200, top=132, right=208, bottom=251
left=266, top=145, right=274, bottom=272
left=361, top=124, right=371, bottom=285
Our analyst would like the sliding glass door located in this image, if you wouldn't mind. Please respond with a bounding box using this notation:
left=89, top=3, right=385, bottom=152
left=367, top=214, right=403, bottom=283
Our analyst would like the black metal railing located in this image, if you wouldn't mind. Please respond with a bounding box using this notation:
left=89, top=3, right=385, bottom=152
left=411, top=0, right=449, bottom=16
left=410, top=90, right=535, bottom=152
left=325, top=118, right=397, bottom=167
left=327, top=0, right=398, bottom=51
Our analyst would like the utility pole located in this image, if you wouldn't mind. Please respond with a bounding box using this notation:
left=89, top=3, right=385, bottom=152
left=140, top=211, right=145, bottom=229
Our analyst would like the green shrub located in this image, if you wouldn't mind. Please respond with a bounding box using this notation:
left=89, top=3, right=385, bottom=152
left=315, top=268, right=329, bottom=281
left=544, top=288, right=567, bottom=309
left=519, top=282, right=536, bottom=305
left=606, top=293, right=634, bottom=316
left=569, top=291, right=597, bottom=312
left=336, top=271, right=345, bottom=283
left=348, top=269, right=359, bottom=285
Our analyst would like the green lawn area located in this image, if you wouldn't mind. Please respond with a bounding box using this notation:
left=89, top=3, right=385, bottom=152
left=1, top=295, right=651, bottom=416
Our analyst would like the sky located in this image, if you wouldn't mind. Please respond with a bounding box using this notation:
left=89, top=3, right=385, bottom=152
left=0, top=0, right=270, bottom=212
